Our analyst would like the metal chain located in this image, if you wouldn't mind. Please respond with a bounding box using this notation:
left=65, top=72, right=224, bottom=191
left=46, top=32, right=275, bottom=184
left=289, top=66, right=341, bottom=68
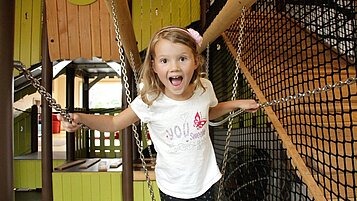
left=129, top=51, right=154, bottom=160
left=209, top=76, right=357, bottom=127
left=13, top=61, right=72, bottom=123
left=217, top=6, right=246, bottom=201
left=205, top=43, right=210, bottom=78
left=110, top=1, right=156, bottom=200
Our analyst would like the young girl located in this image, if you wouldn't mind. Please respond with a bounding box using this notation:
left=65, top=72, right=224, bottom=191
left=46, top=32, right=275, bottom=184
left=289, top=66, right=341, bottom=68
left=59, top=26, right=260, bottom=200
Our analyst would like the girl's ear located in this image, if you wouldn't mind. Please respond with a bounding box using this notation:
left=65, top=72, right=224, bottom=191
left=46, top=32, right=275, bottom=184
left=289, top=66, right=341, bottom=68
left=194, top=57, right=199, bottom=70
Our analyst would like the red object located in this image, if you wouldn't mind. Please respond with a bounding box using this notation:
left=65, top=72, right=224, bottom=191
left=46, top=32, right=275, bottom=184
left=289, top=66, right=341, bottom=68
left=52, top=114, right=61, bottom=134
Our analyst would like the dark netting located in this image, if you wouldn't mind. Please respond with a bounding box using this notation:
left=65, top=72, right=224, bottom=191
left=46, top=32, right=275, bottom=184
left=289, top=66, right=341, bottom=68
left=208, top=0, right=356, bottom=200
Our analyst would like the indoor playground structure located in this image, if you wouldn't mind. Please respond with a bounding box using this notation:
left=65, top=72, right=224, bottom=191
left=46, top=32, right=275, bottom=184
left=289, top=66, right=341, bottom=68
left=0, top=0, right=356, bottom=201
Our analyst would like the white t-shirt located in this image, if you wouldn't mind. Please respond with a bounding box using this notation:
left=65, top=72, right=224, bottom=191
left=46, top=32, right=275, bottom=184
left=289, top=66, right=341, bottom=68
left=130, top=78, right=222, bottom=199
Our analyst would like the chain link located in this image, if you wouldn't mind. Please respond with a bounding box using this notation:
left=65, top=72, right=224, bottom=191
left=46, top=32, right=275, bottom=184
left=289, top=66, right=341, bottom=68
left=110, top=1, right=156, bottom=200
left=205, top=43, right=210, bottom=78
left=13, top=61, right=72, bottom=123
left=217, top=6, right=246, bottom=201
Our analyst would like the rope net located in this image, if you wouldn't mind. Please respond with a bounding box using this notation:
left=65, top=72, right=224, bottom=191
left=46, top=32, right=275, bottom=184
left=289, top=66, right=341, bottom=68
left=209, top=0, right=356, bottom=200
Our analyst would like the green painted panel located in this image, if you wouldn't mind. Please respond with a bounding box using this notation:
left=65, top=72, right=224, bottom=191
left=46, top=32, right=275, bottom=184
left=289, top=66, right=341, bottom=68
left=171, top=0, right=180, bottom=26
left=62, top=173, right=72, bottom=201
left=35, top=161, right=42, bottom=188
left=90, top=173, right=101, bottom=200
left=180, top=0, right=191, bottom=27
left=151, top=0, right=162, bottom=36
left=134, top=181, right=144, bottom=201
left=110, top=172, right=122, bottom=201
left=132, top=0, right=142, bottom=52
left=71, top=174, right=83, bottom=201
left=161, top=0, right=171, bottom=27
left=141, top=0, right=151, bottom=51
left=53, top=173, right=63, bottom=201
left=30, top=0, right=42, bottom=65
left=191, top=0, right=200, bottom=22
left=81, top=174, right=91, bottom=201
left=99, top=173, right=112, bottom=200
left=20, top=0, right=33, bottom=67
left=14, top=0, right=21, bottom=63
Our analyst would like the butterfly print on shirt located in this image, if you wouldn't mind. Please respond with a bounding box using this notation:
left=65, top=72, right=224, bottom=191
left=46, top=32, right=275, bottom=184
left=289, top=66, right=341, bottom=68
left=193, top=112, right=207, bottom=129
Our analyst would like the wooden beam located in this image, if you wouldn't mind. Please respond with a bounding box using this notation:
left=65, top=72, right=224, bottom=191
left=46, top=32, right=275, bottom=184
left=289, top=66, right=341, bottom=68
left=222, top=33, right=327, bottom=201
left=199, top=0, right=257, bottom=53
left=105, top=0, right=141, bottom=70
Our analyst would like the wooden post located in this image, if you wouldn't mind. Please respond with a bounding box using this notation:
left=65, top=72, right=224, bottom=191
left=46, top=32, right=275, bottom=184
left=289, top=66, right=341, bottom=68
left=41, top=3, right=54, bottom=199
left=66, top=65, right=76, bottom=162
left=0, top=0, right=15, bottom=200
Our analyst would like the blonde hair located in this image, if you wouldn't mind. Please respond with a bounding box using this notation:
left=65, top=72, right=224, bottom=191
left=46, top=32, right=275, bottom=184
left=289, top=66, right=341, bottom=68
left=139, top=26, right=205, bottom=106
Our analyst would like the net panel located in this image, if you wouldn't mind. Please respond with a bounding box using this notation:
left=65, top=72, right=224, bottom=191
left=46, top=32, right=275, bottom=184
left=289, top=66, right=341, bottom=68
left=209, top=0, right=356, bottom=200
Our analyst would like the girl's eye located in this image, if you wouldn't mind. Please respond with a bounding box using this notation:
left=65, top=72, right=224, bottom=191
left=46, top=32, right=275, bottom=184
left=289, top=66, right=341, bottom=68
left=160, top=58, right=168, bottom=64
left=179, top=57, right=187, bottom=62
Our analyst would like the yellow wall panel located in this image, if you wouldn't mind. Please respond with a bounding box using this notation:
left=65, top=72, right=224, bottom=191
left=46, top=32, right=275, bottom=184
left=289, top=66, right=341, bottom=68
left=151, top=0, right=162, bottom=35
left=180, top=0, right=191, bottom=27
left=191, top=0, right=200, bottom=22
left=132, top=0, right=142, bottom=51
left=30, top=0, right=42, bottom=65
left=20, top=0, right=33, bottom=67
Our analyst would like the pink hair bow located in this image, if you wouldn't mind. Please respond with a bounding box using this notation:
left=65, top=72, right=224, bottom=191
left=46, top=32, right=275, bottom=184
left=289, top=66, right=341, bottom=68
left=187, top=28, right=203, bottom=47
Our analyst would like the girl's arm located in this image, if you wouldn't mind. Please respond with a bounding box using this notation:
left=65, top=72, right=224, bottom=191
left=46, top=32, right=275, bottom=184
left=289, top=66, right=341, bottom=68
left=58, top=106, right=139, bottom=132
left=209, top=99, right=259, bottom=120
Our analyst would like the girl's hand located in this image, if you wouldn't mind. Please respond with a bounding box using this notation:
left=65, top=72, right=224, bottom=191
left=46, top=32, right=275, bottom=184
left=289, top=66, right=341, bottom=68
left=239, top=99, right=260, bottom=113
left=56, top=113, right=81, bottom=132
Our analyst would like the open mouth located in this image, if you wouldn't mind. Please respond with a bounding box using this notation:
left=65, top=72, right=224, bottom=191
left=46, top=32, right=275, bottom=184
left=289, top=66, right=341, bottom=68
left=169, top=76, right=183, bottom=86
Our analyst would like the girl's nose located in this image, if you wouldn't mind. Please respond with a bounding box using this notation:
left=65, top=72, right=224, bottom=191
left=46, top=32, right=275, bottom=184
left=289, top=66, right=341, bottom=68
left=169, top=61, right=180, bottom=71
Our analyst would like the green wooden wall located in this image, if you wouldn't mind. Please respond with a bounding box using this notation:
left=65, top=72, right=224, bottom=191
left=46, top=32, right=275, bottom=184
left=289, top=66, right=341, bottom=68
left=52, top=172, right=161, bottom=201
left=14, top=160, right=65, bottom=189
left=132, top=0, right=200, bottom=51
left=13, top=0, right=42, bottom=76
left=13, top=111, right=32, bottom=156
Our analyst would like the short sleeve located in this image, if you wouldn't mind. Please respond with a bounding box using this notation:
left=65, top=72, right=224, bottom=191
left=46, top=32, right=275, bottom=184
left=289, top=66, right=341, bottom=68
left=130, top=96, right=151, bottom=123
left=201, top=78, right=218, bottom=107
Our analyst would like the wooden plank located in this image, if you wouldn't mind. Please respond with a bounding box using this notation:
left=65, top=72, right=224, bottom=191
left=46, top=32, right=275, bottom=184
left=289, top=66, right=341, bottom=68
left=161, top=0, right=171, bottom=27
left=180, top=0, right=190, bottom=27
left=134, top=182, right=144, bottom=201
left=62, top=174, right=72, bottom=201
left=223, top=33, right=327, bottom=201
left=55, top=159, right=86, bottom=171
left=52, top=174, right=63, bottom=201
left=99, top=0, right=111, bottom=60
left=20, top=0, right=32, bottom=66
left=14, top=0, right=21, bottom=63
left=151, top=0, right=162, bottom=36
left=57, top=0, right=70, bottom=59
left=46, top=0, right=60, bottom=61
left=111, top=173, right=122, bottom=201
left=90, top=0, right=102, bottom=57
left=141, top=0, right=151, bottom=50
left=131, top=0, right=142, bottom=51
left=81, top=174, right=91, bottom=201
left=67, top=2, right=81, bottom=59
left=30, top=0, right=42, bottom=65
left=79, top=158, right=101, bottom=169
left=71, top=174, right=83, bottom=201
left=171, top=0, right=180, bottom=26
left=99, top=173, right=112, bottom=200
left=79, top=5, right=92, bottom=59
left=190, top=0, right=200, bottom=22
left=110, top=19, right=119, bottom=61
left=90, top=173, right=101, bottom=200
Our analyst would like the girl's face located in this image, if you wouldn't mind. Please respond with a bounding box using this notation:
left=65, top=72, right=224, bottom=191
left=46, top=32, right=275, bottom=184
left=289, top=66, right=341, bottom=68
left=152, top=39, right=198, bottom=101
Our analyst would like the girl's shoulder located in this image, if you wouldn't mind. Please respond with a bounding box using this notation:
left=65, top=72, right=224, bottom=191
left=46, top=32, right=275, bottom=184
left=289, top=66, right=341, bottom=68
left=199, top=78, right=213, bottom=88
